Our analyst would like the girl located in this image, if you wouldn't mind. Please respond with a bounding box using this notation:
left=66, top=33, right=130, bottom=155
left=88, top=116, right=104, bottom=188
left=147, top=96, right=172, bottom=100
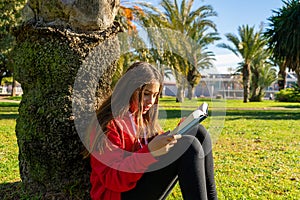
left=89, top=62, right=217, bottom=200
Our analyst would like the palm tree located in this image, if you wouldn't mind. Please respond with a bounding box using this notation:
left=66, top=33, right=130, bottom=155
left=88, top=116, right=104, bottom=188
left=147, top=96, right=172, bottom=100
left=249, top=49, right=273, bottom=101
left=257, top=63, right=277, bottom=99
left=185, top=26, right=219, bottom=99
left=114, top=2, right=160, bottom=87
left=218, top=25, right=267, bottom=102
left=235, top=48, right=276, bottom=102
left=134, top=0, right=218, bottom=102
left=272, top=57, right=287, bottom=90
left=265, top=0, right=300, bottom=87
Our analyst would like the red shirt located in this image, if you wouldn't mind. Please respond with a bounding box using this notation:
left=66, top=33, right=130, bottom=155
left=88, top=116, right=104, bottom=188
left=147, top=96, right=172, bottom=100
left=90, top=113, right=158, bottom=200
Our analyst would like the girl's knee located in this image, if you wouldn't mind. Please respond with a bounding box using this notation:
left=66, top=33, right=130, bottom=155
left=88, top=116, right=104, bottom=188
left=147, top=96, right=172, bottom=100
left=181, top=135, right=204, bottom=158
left=197, top=124, right=209, bottom=137
left=187, top=124, right=209, bottom=139
left=196, top=124, right=212, bottom=145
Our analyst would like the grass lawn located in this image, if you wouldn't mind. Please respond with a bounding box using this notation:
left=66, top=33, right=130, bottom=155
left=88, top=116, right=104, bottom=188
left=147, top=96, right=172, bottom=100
left=0, top=97, right=299, bottom=199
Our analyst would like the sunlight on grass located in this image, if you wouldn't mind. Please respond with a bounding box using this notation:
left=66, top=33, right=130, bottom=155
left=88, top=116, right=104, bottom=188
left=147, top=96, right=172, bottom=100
left=159, top=97, right=300, bottom=200
left=0, top=119, right=20, bottom=183
left=214, top=118, right=300, bottom=199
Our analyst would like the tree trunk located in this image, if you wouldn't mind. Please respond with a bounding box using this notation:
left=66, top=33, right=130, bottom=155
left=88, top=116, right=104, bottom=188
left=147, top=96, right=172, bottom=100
left=242, top=63, right=251, bottom=103
left=278, top=69, right=286, bottom=90
left=157, top=61, right=164, bottom=98
left=176, top=76, right=185, bottom=102
left=187, top=84, right=195, bottom=100
left=295, top=68, right=300, bottom=87
left=11, top=78, right=17, bottom=97
left=249, top=70, right=259, bottom=102
left=258, top=88, right=265, bottom=102
left=11, top=0, right=120, bottom=199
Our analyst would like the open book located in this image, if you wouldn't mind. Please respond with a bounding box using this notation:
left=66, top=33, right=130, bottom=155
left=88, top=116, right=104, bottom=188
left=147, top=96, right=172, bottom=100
left=168, top=102, right=208, bottom=135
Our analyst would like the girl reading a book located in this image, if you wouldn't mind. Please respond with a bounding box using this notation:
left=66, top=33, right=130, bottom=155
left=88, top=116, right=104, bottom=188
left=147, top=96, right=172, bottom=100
left=89, top=62, right=217, bottom=200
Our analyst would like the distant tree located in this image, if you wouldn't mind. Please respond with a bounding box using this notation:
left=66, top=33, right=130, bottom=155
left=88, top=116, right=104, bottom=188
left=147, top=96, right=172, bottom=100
left=0, top=54, right=12, bottom=85
left=249, top=50, right=274, bottom=101
left=133, top=0, right=218, bottom=102
left=0, top=0, right=26, bottom=51
left=235, top=49, right=277, bottom=102
left=265, top=0, right=300, bottom=88
left=114, top=3, right=177, bottom=98
left=218, top=25, right=267, bottom=102
left=0, top=0, right=26, bottom=95
left=186, top=26, right=218, bottom=99
left=272, top=58, right=287, bottom=90
left=113, top=3, right=142, bottom=86
left=256, top=63, right=277, bottom=99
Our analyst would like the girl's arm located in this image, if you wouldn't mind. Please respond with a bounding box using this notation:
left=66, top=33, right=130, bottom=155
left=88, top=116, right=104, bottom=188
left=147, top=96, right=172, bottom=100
left=90, top=122, right=157, bottom=192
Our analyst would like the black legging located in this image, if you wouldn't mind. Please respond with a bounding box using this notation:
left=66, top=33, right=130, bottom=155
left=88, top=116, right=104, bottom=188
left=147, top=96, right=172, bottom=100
left=121, top=124, right=218, bottom=200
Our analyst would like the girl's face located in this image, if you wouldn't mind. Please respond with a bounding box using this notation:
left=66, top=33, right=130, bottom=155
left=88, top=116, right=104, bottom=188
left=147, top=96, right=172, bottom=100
left=130, top=82, right=160, bottom=114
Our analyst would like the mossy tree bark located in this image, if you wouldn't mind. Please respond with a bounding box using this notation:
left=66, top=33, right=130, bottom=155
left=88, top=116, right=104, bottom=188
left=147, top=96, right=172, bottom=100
left=11, top=0, right=120, bottom=198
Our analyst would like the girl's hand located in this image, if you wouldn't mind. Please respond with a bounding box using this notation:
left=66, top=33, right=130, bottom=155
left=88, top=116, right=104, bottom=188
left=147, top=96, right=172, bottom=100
left=148, top=132, right=182, bottom=157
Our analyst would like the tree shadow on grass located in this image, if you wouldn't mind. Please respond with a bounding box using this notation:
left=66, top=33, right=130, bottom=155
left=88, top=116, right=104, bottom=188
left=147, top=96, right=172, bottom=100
left=0, top=113, right=19, bottom=120
left=159, top=109, right=193, bottom=119
left=0, top=102, right=20, bottom=107
left=0, top=105, right=19, bottom=120
left=225, top=110, right=300, bottom=120
left=159, top=108, right=300, bottom=121
left=272, top=104, right=300, bottom=109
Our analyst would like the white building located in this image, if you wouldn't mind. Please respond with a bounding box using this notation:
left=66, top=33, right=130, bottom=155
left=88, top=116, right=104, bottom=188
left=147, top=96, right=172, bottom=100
left=163, top=72, right=298, bottom=99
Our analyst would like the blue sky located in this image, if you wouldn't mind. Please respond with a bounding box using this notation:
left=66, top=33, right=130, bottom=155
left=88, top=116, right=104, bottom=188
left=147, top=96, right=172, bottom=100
left=203, top=0, right=284, bottom=73
left=149, top=0, right=285, bottom=73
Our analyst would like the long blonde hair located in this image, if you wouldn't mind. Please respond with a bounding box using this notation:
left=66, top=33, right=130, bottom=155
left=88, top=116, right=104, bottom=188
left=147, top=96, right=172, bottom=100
left=90, top=62, right=163, bottom=153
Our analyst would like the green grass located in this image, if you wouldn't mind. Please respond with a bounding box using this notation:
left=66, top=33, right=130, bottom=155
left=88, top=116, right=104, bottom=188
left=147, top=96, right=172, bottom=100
left=213, top=113, right=299, bottom=200
left=161, top=97, right=300, bottom=200
left=0, top=103, right=20, bottom=181
left=0, top=103, right=21, bottom=199
left=1, top=98, right=300, bottom=199
left=6, top=96, right=22, bottom=101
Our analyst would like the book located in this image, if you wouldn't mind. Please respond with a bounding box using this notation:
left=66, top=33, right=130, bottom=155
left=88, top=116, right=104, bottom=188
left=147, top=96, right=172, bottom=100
left=168, top=102, right=208, bottom=135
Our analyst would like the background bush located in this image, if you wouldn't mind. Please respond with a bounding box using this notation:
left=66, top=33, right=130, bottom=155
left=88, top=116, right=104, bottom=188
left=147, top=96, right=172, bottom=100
left=275, top=86, right=300, bottom=102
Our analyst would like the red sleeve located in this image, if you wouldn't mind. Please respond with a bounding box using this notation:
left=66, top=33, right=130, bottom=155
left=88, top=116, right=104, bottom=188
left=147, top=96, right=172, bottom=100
left=90, top=120, right=158, bottom=192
